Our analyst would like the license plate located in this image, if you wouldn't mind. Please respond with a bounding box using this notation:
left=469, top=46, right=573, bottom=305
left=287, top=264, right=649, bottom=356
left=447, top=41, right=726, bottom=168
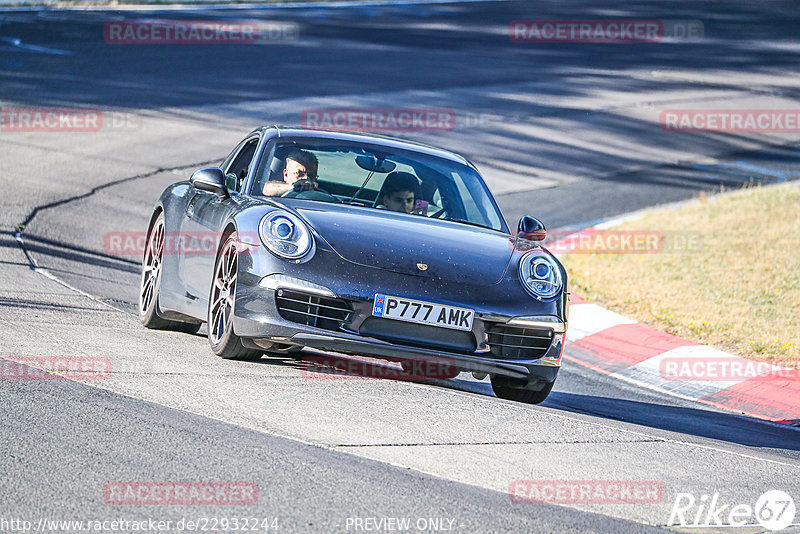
left=372, top=294, right=474, bottom=331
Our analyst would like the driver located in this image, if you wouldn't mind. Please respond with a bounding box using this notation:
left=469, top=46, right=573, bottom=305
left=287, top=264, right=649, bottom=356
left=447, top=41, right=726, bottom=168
left=262, top=149, right=319, bottom=197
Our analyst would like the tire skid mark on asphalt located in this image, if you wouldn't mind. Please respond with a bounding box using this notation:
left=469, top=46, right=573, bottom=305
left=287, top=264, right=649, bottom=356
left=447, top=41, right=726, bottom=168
left=12, top=159, right=221, bottom=314
left=0, top=295, right=103, bottom=312
left=22, top=231, right=141, bottom=267
left=16, top=159, right=219, bottom=231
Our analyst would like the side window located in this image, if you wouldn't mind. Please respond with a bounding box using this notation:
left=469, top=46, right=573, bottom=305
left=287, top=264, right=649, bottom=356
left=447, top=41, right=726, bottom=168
left=224, top=138, right=259, bottom=192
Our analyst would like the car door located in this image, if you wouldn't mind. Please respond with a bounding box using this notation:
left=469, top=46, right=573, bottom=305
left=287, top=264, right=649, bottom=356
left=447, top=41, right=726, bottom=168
left=180, top=135, right=260, bottom=310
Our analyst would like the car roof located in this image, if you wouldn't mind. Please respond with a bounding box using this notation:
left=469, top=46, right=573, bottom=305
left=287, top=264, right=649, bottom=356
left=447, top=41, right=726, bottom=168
left=255, top=125, right=473, bottom=168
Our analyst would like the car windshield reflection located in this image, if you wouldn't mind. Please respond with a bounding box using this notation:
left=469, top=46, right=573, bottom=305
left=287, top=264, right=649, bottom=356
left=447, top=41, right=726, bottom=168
left=251, top=139, right=506, bottom=232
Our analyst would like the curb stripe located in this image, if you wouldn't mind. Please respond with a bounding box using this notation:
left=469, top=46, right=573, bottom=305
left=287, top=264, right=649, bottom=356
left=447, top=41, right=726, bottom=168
left=699, top=375, right=800, bottom=424
left=564, top=296, right=800, bottom=426
left=570, top=322, right=696, bottom=371
left=566, top=303, right=635, bottom=343
left=613, top=345, right=745, bottom=399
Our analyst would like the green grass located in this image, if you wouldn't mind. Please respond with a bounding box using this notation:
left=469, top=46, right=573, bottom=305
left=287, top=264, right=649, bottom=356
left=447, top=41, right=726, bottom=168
left=563, top=183, right=800, bottom=364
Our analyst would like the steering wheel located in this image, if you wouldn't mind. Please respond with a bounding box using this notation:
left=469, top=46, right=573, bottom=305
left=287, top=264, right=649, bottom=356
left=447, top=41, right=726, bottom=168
left=281, top=180, right=340, bottom=202
left=430, top=207, right=448, bottom=219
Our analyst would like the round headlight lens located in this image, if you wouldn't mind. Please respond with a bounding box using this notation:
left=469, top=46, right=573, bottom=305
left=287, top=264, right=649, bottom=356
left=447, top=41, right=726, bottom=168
left=534, top=262, right=550, bottom=278
left=259, top=211, right=312, bottom=260
left=272, top=218, right=295, bottom=240
left=519, top=251, right=562, bottom=300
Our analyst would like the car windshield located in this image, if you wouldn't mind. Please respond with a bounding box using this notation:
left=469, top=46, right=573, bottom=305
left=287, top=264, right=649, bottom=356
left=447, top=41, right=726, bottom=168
left=251, top=138, right=507, bottom=232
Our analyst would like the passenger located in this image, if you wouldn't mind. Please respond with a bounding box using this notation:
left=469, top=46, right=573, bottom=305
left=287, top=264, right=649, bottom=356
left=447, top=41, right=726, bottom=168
left=376, top=171, right=419, bottom=214
left=262, top=149, right=319, bottom=196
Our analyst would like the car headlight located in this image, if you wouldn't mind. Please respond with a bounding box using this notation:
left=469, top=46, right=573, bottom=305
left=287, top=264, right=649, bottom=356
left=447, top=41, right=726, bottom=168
left=519, top=251, right=562, bottom=300
left=259, top=210, right=313, bottom=260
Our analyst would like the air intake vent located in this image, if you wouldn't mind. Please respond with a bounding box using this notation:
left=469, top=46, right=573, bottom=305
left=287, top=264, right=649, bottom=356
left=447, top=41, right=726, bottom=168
left=276, top=289, right=352, bottom=332
left=359, top=317, right=477, bottom=354
left=486, top=324, right=553, bottom=360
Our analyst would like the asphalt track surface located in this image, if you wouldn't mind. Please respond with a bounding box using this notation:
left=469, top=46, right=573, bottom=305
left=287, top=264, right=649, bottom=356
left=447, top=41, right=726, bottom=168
left=1, top=1, right=800, bottom=532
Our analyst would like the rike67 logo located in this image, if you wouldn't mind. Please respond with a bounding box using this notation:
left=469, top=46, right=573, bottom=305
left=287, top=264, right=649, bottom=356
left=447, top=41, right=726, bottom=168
left=669, top=490, right=796, bottom=531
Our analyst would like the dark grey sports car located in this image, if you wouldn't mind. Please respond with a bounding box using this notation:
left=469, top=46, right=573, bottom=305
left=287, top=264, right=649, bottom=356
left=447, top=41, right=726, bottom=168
left=139, top=126, right=568, bottom=404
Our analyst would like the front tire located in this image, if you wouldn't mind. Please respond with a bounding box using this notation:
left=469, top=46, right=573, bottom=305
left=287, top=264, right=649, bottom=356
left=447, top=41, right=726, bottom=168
left=208, top=233, right=262, bottom=361
left=139, top=213, right=201, bottom=334
left=491, top=375, right=555, bottom=404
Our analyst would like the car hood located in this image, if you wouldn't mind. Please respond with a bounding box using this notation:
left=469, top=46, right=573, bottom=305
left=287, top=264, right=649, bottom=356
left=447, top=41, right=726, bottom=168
left=291, top=202, right=514, bottom=285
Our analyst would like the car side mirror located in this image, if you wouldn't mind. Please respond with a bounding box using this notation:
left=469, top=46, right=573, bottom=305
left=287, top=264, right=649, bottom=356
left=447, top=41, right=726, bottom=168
left=518, top=216, right=546, bottom=241
left=190, top=168, right=229, bottom=199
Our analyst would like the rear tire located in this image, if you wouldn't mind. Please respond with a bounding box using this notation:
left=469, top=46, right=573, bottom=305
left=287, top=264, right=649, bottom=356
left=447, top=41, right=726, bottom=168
left=207, top=232, right=262, bottom=361
left=491, top=375, right=555, bottom=404
left=139, top=213, right=202, bottom=334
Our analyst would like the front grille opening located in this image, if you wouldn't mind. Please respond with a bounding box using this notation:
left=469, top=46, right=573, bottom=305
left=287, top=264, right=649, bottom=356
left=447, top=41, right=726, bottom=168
left=359, top=316, right=477, bottom=354
left=486, top=324, right=553, bottom=360
left=276, top=289, right=352, bottom=332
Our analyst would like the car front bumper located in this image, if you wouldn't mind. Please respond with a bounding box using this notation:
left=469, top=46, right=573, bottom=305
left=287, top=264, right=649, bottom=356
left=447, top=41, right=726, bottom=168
left=233, top=280, right=565, bottom=386
left=232, top=244, right=567, bottom=385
